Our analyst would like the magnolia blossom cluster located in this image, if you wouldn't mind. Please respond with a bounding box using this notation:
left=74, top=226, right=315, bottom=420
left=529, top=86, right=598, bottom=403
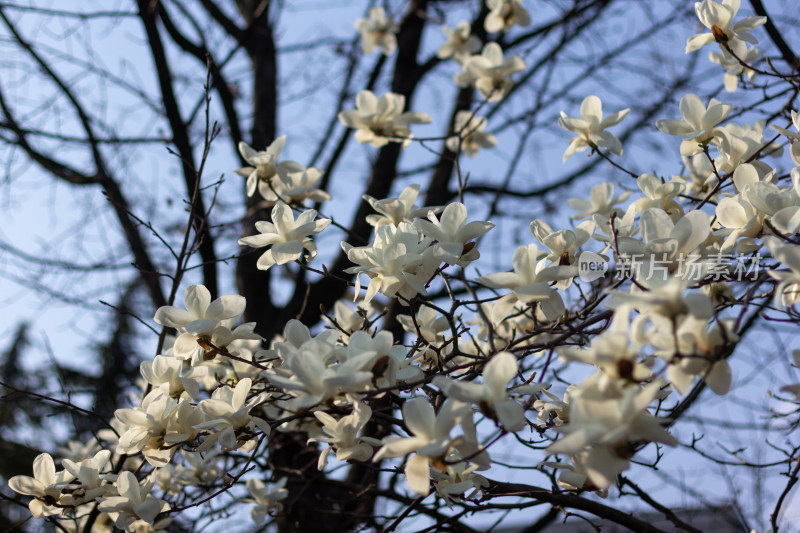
left=8, top=1, right=800, bottom=530
left=686, top=0, right=766, bottom=92
left=236, top=135, right=330, bottom=203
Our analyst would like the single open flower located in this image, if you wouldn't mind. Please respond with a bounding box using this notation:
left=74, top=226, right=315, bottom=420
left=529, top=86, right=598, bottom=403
left=558, top=95, right=629, bottom=162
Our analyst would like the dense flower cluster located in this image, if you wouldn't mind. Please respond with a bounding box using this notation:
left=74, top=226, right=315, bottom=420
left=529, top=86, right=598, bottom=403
left=7, top=1, right=800, bottom=531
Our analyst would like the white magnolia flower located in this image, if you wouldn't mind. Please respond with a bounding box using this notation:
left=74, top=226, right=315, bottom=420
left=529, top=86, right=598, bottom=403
left=437, top=22, right=481, bottom=61
left=363, top=184, right=441, bottom=227
left=236, top=137, right=304, bottom=199
left=434, top=352, right=529, bottom=431
left=533, top=388, right=571, bottom=427
left=628, top=174, right=685, bottom=217
left=165, top=399, right=205, bottom=448
left=270, top=319, right=339, bottom=366
left=323, top=300, right=369, bottom=339
left=558, top=95, right=629, bottom=162
left=685, top=0, right=766, bottom=54
left=643, top=314, right=737, bottom=395
left=97, top=472, right=169, bottom=532
left=454, top=42, right=525, bottom=102
left=530, top=219, right=594, bottom=266
left=373, top=397, right=482, bottom=496
left=656, top=94, right=732, bottom=156
left=547, top=381, right=677, bottom=489
left=530, top=218, right=595, bottom=289
left=60, top=449, right=113, bottom=504
left=309, top=402, right=381, bottom=469
left=196, top=378, right=271, bottom=452
left=199, top=335, right=265, bottom=384
left=567, top=182, right=631, bottom=220
left=140, top=354, right=205, bottom=400
left=485, top=0, right=531, bottom=33
left=742, top=181, right=800, bottom=236
left=431, top=459, right=489, bottom=508
left=767, top=238, right=800, bottom=307
left=338, top=91, right=431, bottom=148
left=275, top=165, right=331, bottom=204
left=770, top=110, right=800, bottom=166
left=238, top=204, right=331, bottom=271
left=414, top=202, right=494, bottom=266
left=178, top=322, right=262, bottom=367
left=57, top=438, right=102, bottom=463
left=8, top=453, right=75, bottom=518
left=336, top=329, right=422, bottom=389
left=115, top=394, right=202, bottom=466
left=476, top=243, right=569, bottom=323
left=153, top=285, right=249, bottom=362
left=397, top=305, right=450, bottom=345
left=185, top=451, right=224, bottom=486
left=560, top=308, right=651, bottom=385
left=612, top=276, right=714, bottom=321
left=154, top=285, right=245, bottom=337
left=343, top=221, right=437, bottom=306
left=155, top=464, right=180, bottom=497
left=246, top=477, right=288, bottom=523
left=715, top=192, right=762, bottom=254
left=709, top=46, right=760, bottom=92
left=681, top=153, right=718, bottom=197
left=114, top=391, right=181, bottom=464
left=355, top=7, right=398, bottom=56
left=538, top=459, right=608, bottom=497
left=592, top=207, right=638, bottom=253
left=446, top=111, right=497, bottom=157
left=617, top=208, right=711, bottom=280
left=716, top=121, right=783, bottom=172
left=266, top=348, right=374, bottom=407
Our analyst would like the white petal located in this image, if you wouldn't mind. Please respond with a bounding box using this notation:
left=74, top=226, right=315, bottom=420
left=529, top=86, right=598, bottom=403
left=8, top=476, right=45, bottom=497
left=135, top=498, right=165, bottom=523
left=206, top=295, right=246, bottom=321
left=402, top=397, right=435, bottom=439
left=580, top=95, right=602, bottom=122
left=495, top=400, right=526, bottom=432
left=685, top=33, right=715, bottom=53
left=483, top=352, right=517, bottom=397
left=153, top=306, right=193, bottom=328
left=405, top=454, right=431, bottom=496
left=32, top=453, right=56, bottom=486
left=184, top=285, right=211, bottom=318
